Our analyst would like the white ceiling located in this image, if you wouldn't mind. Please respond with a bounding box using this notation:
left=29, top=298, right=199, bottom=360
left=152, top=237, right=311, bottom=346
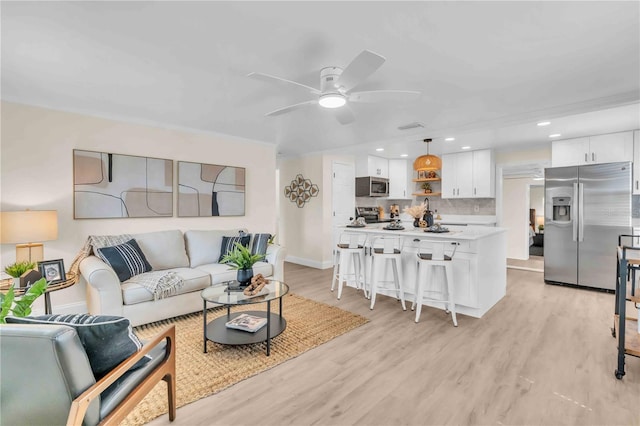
left=2, top=1, right=639, bottom=159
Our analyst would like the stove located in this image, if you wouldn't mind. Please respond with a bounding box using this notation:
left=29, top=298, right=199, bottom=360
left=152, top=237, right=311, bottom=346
left=355, top=207, right=393, bottom=224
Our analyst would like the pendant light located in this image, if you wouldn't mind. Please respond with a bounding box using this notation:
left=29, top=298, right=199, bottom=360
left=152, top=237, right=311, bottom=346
left=413, top=138, right=441, bottom=171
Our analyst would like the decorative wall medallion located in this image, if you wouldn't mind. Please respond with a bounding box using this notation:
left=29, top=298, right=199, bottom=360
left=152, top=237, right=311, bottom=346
left=284, top=174, right=319, bottom=208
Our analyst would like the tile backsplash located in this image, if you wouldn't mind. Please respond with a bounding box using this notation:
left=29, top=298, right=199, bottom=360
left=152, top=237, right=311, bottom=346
left=359, top=197, right=496, bottom=216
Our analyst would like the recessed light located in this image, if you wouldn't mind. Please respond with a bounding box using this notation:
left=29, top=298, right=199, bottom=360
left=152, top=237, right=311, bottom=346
left=445, top=137, right=455, bottom=142
left=375, top=148, right=384, bottom=152
left=537, top=121, right=551, bottom=127
left=400, top=154, right=408, bottom=157
left=549, top=134, right=562, bottom=138
left=461, top=146, right=471, bottom=150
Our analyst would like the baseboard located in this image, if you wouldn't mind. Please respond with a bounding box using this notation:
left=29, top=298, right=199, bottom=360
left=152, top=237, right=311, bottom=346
left=31, top=301, right=88, bottom=316
left=285, top=256, right=333, bottom=270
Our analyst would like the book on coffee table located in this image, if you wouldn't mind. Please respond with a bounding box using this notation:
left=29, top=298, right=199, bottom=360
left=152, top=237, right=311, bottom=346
left=225, top=313, right=267, bottom=333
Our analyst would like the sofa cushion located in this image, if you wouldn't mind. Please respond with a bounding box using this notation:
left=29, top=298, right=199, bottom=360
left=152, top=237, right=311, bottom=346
left=122, top=267, right=212, bottom=305
left=218, top=235, right=251, bottom=262
left=184, top=229, right=245, bottom=268
left=6, top=314, right=149, bottom=379
left=133, top=230, right=190, bottom=269
left=196, top=261, right=273, bottom=285
left=250, top=233, right=271, bottom=258
left=96, top=239, right=152, bottom=282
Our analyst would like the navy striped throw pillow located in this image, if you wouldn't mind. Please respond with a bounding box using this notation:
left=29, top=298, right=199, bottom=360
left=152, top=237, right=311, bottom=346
left=97, top=239, right=152, bottom=282
left=218, top=235, right=251, bottom=262
left=6, top=314, right=150, bottom=379
left=251, top=233, right=272, bottom=258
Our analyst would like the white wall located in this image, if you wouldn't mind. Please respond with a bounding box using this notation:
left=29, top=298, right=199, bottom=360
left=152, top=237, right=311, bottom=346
left=278, top=153, right=354, bottom=269
left=1, top=102, right=277, bottom=312
left=503, top=177, right=538, bottom=259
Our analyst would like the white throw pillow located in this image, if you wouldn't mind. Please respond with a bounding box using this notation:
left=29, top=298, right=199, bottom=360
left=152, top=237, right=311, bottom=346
left=184, top=229, right=245, bottom=268
left=133, top=230, right=190, bottom=270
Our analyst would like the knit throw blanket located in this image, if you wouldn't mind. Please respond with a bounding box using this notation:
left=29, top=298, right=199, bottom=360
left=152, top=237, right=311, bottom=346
left=69, top=234, right=184, bottom=300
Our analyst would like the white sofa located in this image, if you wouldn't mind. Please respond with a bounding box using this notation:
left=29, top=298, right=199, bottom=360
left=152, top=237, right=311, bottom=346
left=79, top=229, right=285, bottom=326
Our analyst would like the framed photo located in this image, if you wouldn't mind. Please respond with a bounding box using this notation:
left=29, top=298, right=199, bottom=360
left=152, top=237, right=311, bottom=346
left=418, top=170, right=427, bottom=179
left=38, top=259, right=66, bottom=284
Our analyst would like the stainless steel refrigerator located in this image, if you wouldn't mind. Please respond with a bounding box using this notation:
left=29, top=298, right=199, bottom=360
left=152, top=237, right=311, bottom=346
left=544, top=162, right=632, bottom=291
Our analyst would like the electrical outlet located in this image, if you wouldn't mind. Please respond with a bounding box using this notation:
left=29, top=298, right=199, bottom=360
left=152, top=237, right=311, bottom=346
left=474, top=204, right=480, bottom=213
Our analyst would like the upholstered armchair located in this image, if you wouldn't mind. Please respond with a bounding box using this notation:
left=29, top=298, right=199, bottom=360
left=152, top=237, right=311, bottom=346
left=0, top=323, right=176, bottom=425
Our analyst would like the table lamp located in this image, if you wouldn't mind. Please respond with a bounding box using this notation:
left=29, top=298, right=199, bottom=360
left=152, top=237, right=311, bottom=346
left=0, top=210, right=58, bottom=262
left=536, top=215, right=544, bottom=232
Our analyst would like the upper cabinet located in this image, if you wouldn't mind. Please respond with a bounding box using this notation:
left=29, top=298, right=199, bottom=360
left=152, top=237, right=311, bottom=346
left=633, top=131, right=640, bottom=194
left=388, top=159, right=409, bottom=198
left=442, top=149, right=494, bottom=199
left=551, top=131, right=633, bottom=167
left=355, top=155, right=389, bottom=178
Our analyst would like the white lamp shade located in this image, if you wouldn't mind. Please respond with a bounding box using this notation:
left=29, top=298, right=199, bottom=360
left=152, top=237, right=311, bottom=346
left=0, top=210, right=58, bottom=243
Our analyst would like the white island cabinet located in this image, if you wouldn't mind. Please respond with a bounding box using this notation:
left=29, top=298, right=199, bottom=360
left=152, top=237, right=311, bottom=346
left=341, top=224, right=507, bottom=318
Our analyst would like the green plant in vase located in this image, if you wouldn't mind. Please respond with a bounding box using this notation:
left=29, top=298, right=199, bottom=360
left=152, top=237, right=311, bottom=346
left=4, top=261, right=37, bottom=278
left=421, top=182, right=432, bottom=194
left=220, top=242, right=265, bottom=285
left=0, top=277, right=48, bottom=323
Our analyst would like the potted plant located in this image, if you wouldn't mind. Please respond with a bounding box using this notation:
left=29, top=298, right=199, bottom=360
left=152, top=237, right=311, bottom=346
left=421, top=182, right=432, bottom=194
left=4, top=261, right=37, bottom=287
left=220, top=242, right=265, bottom=286
left=0, top=277, right=48, bottom=323
left=538, top=224, right=544, bottom=233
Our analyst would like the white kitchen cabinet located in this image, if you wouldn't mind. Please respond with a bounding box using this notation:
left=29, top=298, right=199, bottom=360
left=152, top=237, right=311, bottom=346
left=442, top=149, right=493, bottom=199
left=471, top=149, right=495, bottom=197
left=355, top=155, right=389, bottom=178
left=388, top=159, right=409, bottom=198
left=551, top=137, right=590, bottom=167
left=634, top=130, right=640, bottom=194
left=551, top=131, right=633, bottom=167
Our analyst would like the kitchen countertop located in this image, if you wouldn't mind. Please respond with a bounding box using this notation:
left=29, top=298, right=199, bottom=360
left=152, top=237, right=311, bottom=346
left=344, top=222, right=506, bottom=241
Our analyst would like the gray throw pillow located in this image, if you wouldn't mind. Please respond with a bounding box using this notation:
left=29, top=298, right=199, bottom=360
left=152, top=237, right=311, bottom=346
left=6, top=314, right=150, bottom=379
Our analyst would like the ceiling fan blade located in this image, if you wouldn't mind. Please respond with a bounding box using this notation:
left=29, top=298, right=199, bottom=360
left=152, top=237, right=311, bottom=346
left=265, top=100, right=317, bottom=117
left=349, top=90, right=421, bottom=103
left=333, top=105, right=355, bottom=125
left=248, top=72, right=321, bottom=95
left=336, top=50, right=386, bottom=92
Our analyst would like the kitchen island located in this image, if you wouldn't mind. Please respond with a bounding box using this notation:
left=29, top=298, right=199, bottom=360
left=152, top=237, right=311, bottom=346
left=342, top=223, right=507, bottom=318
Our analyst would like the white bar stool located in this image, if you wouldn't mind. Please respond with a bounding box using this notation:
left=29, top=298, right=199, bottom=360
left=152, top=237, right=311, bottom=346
left=331, top=232, right=368, bottom=300
left=369, top=235, right=407, bottom=311
left=412, top=240, right=459, bottom=326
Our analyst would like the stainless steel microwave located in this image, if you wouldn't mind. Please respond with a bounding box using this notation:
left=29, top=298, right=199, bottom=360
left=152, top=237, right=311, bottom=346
left=355, top=176, right=389, bottom=197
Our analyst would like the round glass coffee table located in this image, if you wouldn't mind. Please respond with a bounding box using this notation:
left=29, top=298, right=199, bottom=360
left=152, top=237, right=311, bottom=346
left=201, top=280, right=289, bottom=356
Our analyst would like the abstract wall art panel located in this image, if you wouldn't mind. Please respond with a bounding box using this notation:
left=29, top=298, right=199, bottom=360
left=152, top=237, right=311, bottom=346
left=178, top=161, right=245, bottom=217
left=73, top=150, right=173, bottom=219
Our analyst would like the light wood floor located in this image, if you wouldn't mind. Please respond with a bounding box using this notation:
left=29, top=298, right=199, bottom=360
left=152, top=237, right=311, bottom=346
left=149, top=263, right=640, bottom=426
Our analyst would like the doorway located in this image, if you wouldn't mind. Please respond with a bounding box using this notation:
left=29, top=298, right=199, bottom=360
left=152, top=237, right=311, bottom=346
left=331, top=162, right=355, bottom=262
left=498, top=161, right=548, bottom=272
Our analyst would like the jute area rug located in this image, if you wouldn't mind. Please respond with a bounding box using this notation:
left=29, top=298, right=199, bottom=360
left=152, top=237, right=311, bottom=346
left=122, top=293, right=368, bottom=425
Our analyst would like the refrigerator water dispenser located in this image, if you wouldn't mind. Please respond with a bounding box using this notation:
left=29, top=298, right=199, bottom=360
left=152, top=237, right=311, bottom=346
left=552, top=197, right=571, bottom=222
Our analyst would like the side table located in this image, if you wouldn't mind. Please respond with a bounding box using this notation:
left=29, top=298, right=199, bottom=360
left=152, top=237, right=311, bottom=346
left=0, top=271, right=78, bottom=314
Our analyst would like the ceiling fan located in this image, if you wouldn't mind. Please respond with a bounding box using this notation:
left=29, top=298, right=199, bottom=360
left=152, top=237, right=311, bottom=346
left=248, top=50, right=421, bottom=125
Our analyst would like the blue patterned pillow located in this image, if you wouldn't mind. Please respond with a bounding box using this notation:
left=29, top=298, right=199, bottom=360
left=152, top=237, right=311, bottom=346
left=96, top=239, right=152, bottom=282
left=6, top=314, right=150, bottom=379
left=218, top=235, right=251, bottom=262
left=250, top=233, right=272, bottom=259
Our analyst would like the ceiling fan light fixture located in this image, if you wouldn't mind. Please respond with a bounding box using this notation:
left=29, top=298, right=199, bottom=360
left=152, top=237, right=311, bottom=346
left=413, top=138, right=442, bottom=171
left=318, top=93, right=346, bottom=109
